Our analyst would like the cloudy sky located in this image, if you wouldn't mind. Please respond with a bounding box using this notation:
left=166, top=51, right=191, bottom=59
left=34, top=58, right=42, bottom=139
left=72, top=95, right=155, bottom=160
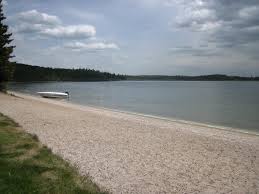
left=3, top=0, right=259, bottom=75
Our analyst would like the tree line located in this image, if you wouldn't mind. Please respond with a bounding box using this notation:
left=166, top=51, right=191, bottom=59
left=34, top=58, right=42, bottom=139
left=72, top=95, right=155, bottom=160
left=127, top=75, right=259, bottom=81
left=11, top=63, right=259, bottom=82
left=11, top=63, right=126, bottom=82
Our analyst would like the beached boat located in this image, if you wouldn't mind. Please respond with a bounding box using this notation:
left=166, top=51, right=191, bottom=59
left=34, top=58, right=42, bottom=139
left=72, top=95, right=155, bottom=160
left=37, top=92, right=69, bottom=98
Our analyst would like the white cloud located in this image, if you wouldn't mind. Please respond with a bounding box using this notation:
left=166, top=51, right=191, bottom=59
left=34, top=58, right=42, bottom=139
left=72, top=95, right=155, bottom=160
left=199, top=21, right=221, bottom=31
left=239, top=6, right=259, bottom=20
left=12, top=10, right=96, bottom=39
left=172, top=0, right=259, bottom=46
left=41, top=25, right=96, bottom=39
left=12, top=23, right=44, bottom=34
left=16, top=10, right=61, bottom=26
left=10, top=9, right=119, bottom=66
left=64, top=41, right=119, bottom=51
left=174, top=2, right=217, bottom=32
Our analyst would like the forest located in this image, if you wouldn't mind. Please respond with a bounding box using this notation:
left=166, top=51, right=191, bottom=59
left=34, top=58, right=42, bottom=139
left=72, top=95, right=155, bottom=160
left=127, top=74, right=259, bottom=81
left=9, top=63, right=259, bottom=82
left=11, top=63, right=126, bottom=82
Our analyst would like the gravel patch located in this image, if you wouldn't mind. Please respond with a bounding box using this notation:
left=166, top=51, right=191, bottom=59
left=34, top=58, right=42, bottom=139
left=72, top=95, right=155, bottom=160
left=0, top=92, right=259, bottom=194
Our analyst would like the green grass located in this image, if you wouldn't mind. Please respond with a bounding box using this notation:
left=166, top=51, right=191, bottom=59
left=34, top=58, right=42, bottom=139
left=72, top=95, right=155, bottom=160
left=0, top=113, right=107, bottom=194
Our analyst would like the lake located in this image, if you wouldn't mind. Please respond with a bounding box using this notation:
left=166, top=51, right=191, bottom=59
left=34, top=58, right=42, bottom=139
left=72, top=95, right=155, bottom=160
left=8, top=81, right=259, bottom=132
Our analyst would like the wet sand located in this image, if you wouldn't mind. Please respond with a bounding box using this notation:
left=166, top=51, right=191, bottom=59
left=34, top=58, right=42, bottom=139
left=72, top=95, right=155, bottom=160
left=0, top=92, right=258, bottom=193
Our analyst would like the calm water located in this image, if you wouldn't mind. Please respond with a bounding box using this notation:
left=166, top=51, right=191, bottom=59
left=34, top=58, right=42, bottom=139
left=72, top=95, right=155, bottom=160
left=8, top=81, right=259, bottom=132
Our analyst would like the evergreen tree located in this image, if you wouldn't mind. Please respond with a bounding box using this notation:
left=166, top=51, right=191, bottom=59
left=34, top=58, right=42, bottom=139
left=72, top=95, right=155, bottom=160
left=0, top=0, right=15, bottom=91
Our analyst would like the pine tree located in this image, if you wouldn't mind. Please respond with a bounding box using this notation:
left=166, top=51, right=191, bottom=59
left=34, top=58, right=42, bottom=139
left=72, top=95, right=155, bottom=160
left=0, top=0, right=15, bottom=91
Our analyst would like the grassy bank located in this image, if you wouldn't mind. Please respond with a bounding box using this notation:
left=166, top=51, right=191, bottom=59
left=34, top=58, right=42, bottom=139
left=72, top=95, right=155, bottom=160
left=0, top=113, right=107, bottom=194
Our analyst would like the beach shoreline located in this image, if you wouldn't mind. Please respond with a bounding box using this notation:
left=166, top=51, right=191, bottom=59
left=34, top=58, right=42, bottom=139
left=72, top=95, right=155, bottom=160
left=8, top=91, right=259, bottom=136
left=1, top=91, right=259, bottom=193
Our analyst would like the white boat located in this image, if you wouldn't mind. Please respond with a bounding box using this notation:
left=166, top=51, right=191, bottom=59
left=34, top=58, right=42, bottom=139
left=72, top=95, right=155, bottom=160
left=37, top=91, right=69, bottom=98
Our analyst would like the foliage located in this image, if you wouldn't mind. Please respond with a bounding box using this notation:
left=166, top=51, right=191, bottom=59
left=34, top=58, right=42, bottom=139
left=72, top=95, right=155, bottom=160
left=0, top=0, right=15, bottom=90
left=127, top=74, right=259, bottom=81
left=11, top=63, right=126, bottom=82
left=0, top=113, right=107, bottom=194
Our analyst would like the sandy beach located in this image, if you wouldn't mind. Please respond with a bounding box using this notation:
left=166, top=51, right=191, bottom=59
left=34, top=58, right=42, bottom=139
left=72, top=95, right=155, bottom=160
left=0, top=92, right=259, bottom=194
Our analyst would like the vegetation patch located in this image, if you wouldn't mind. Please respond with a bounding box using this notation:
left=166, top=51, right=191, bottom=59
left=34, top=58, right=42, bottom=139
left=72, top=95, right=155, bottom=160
left=0, top=113, right=107, bottom=194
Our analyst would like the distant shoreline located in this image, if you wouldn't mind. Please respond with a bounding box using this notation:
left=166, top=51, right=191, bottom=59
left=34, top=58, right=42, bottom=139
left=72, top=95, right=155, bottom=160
left=127, top=74, right=259, bottom=81
left=10, top=63, right=259, bottom=82
left=7, top=79, right=259, bottom=84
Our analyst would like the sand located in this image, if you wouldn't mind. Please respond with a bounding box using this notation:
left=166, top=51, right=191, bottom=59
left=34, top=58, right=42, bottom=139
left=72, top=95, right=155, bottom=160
left=0, top=92, right=259, bottom=194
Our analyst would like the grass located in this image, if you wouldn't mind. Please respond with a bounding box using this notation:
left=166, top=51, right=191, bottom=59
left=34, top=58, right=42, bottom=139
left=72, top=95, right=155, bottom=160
left=0, top=113, right=107, bottom=194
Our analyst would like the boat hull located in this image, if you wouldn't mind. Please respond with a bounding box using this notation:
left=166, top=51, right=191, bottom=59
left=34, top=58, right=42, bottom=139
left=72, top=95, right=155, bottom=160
left=37, top=92, right=68, bottom=98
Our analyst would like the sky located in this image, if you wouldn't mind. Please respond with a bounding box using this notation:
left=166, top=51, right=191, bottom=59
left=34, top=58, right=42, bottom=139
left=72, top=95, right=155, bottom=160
left=3, top=0, right=259, bottom=75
